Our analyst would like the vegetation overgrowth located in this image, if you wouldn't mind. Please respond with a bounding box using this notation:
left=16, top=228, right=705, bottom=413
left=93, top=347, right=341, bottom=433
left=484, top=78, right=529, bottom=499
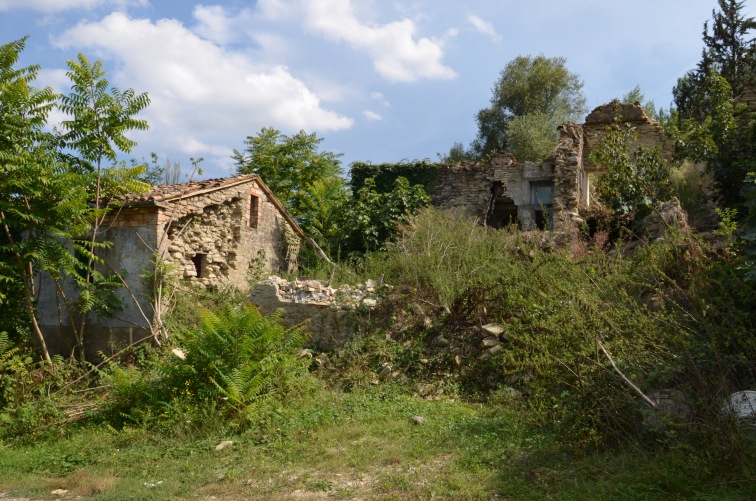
left=1, top=210, right=755, bottom=498
left=3, top=1, right=756, bottom=498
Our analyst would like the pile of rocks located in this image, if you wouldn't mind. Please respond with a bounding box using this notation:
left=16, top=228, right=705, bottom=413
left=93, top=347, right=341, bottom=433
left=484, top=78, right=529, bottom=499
left=640, top=197, right=690, bottom=240
left=256, top=275, right=384, bottom=309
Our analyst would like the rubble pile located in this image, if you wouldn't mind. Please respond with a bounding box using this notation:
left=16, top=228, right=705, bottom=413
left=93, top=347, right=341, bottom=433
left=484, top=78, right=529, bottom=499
left=257, top=275, right=384, bottom=309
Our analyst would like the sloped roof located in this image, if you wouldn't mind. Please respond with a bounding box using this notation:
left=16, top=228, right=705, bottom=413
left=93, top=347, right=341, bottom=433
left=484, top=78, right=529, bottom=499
left=121, top=174, right=304, bottom=238
left=120, top=174, right=259, bottom=204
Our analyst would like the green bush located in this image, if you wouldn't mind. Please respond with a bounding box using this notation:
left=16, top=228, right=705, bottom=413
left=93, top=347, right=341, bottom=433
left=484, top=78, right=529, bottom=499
left=348, top=209, right=754, bottom=454
left=109, top=304, right=315, bottom=432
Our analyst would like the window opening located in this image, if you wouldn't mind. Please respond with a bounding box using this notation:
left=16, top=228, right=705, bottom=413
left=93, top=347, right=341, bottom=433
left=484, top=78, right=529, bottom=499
left=531, top=181, right=554, bottom=230
left=192, top=253, right=206, bottom=278
left=249, top=194, right=260, bottom=228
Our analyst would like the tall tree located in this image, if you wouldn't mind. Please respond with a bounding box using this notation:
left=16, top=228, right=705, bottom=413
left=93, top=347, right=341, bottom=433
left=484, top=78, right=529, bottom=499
left=233, top=128, right=342, bottom=218
left=701, top=0, right=756, bottom=94
left=0, top=38, right=89, bottom=362
left=672, top=0, right=756, bottom=207
left=470, top=55, right=586, bottom=161
left=57, top=54, right=151, bottom=358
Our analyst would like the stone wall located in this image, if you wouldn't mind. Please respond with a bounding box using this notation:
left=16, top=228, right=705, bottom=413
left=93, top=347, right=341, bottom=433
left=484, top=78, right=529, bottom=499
left=552, top=122, right=585, bottom=230
left=426, top=101, right=673, bottom=232
left=249, top=276, right=383, bottom=350
left=159, top=178, right=300, bottom=289
left=582, top=100, right=674, bottom=172
left=429, top=162, right=493, bottom=221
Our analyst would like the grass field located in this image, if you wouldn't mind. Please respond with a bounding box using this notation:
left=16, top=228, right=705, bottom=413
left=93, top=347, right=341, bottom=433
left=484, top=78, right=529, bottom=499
left=1, top=386, right=754, bottom=500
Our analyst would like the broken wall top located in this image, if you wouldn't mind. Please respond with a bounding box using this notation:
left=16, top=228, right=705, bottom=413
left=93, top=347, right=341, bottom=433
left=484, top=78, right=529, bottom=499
left=582, top=100, right=674, bottom=172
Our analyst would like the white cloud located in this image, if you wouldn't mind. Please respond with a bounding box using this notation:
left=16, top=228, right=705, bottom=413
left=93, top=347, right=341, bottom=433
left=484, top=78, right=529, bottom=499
left=370, top=91, right=390, bottom=107
left=363, top=110, right=382, bottom=121
left=0, top=0, right=145, bottom=12
left=303, top=0, right=456, bottom=82
left=192, top=5, right=240, bottom=45
left=257, top=0, right=290, bottom=20
left=50, top=12, right=353, bottom=172
left=467, top=14, right=499, bottom=41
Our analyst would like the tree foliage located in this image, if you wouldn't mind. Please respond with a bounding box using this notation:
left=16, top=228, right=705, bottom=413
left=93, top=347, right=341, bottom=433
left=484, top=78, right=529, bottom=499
left=502, top=111, right=556, bottom=162
left=469, top=55, right=586, bottom=161
left=0, top=37, right=85, bottom=361
left=591, top=129, right=673, bottom=215
left=341, top=177, right=430, bottom=256
left=0, top=38, right=152, bottom=361
left=672, top=0, right=756, bottom=210
left=701, top=0, right=756, bottom=95
left=233, top=128, right=342, bottom=219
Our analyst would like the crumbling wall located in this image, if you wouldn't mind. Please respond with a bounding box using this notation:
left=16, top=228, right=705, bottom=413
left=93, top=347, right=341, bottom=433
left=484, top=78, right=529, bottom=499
left=552, top=123, right=585, bottom=230
left=160, top=179, right=299, bottom=288
left=250, top=276, right=382, bottom=350
left=582, top=101, right=674, bottom=172
left=429, top=163, right=493, bottom=221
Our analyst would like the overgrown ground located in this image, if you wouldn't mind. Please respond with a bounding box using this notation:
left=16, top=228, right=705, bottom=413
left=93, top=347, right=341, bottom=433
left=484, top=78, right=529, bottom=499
left=2, top=387, right=753, bottom=500
left=2, top=210, right=755, bottom=500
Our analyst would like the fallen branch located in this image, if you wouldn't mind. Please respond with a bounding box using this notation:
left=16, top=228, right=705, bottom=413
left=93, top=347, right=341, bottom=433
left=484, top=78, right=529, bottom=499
left=596, top=338, right=658, bottom=410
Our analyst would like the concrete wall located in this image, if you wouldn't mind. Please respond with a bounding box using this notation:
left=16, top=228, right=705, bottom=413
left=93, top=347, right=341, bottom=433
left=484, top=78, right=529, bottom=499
left=35, top=220, right=158, bottom=359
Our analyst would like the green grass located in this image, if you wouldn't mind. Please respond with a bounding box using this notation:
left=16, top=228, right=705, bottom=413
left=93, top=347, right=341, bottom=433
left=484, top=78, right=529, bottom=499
left=1, top=386, right=753, bottom=500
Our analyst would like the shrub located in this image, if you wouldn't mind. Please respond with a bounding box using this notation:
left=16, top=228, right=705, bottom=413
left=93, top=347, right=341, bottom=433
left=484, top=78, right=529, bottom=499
left=109, top=304, right=315, bottom=432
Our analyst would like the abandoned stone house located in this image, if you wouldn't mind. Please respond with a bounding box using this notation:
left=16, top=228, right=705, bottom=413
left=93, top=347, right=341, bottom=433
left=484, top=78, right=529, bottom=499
left=34, top=101, right=672, bottom=358
left=429, top=101, right=674, bottom=232
left=36, top=174, right=304, bottom=358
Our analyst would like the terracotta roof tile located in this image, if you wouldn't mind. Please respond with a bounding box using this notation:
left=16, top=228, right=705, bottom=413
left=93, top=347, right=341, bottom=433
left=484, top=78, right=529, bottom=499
left=121, top=174, right=258, bottom=204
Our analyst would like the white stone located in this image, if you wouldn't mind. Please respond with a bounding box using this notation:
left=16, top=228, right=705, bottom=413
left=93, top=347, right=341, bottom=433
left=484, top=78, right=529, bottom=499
left=723, top=391, right=756, bottom=419
left=215, top=440, right=233, bottom=451
left=482, top=323, right=506, bottom=337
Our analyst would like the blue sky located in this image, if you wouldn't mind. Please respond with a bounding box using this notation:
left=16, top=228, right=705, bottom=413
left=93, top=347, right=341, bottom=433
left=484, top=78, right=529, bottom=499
left=1, top=0, right=752, bottom=179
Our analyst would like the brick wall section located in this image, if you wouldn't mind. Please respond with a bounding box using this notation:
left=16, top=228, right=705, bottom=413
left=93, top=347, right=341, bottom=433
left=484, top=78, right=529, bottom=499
left=582, top=100, right=674, bottom=172
left=106, top=206, right=160, bottom=228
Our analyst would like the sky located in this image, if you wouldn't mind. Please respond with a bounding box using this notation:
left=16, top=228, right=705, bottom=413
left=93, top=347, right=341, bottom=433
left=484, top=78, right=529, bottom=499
left=1, top=0, right=753, bottom=179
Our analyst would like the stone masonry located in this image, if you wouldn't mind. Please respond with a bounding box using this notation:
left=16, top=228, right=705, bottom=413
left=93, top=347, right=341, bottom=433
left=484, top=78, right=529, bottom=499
left=250, top=276, right=384, bottom=350
left=582, top=100, right=674, bottom=171
left=36, top=174, right=304, bottom=359
left=428, top=101, right=672, bottom=232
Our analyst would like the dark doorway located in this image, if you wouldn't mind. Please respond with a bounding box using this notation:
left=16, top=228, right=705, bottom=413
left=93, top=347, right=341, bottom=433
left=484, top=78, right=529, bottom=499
left=192, top=253, right=206, bottom=278
left=487, top=183, right=519, bottom=228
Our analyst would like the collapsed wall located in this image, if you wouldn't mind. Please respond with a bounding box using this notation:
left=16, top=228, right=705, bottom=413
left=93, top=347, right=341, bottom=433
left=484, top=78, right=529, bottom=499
left=582, top=100, right=674, bottom=171
left=249, top=276, right=384, bottom=350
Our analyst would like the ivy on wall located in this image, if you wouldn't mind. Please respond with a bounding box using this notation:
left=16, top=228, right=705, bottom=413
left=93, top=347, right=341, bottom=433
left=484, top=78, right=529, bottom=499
left=349, top=161, right=441, bottom=194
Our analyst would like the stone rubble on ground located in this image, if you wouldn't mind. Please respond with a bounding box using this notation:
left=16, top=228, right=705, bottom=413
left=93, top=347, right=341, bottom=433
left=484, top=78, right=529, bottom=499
left=255, top=275, right=385, bottom=309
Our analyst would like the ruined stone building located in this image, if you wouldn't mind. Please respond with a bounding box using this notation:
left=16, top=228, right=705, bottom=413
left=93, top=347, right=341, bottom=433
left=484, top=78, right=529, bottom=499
left=36, top=174, right=303, bottom=358
left=429, top=101, right=674, bottom=232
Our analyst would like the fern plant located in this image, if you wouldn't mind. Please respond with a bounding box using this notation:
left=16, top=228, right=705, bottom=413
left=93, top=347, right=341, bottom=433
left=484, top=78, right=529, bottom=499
left=168, top=305, right=312, bottom=422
